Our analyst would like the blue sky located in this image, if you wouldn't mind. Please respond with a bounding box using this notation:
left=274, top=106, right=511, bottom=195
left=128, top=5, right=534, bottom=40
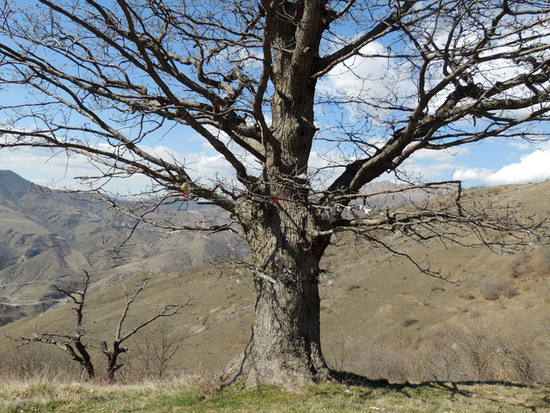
left=1, top=3, right=550, bottom=193
left=2, top=59, right=549, bottom=192
left=2, top=126, right=550, bottom=193
left=2, top=61, right=550, bottom=193
left=5, top=84, right=548, bottom=192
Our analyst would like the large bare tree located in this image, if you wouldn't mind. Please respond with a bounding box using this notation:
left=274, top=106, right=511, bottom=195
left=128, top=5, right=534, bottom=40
left=1, top=0, right=549, bottom=389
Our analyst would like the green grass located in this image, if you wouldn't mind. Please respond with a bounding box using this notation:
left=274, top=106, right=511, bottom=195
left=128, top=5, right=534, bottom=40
left=0, top=213, right=50, bottom=235
left=1, top=380, right=549, bottom=412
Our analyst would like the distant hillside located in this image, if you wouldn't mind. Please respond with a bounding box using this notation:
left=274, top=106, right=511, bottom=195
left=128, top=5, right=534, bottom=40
left=0, top=170, right=244, bottom=325
left=0, top=170, right=439, bottom=327
left=1, top=180, right=549, bottom=384
left=0, top=170, right=33, bottom=200
left=358, top=180, right=455, bottom=210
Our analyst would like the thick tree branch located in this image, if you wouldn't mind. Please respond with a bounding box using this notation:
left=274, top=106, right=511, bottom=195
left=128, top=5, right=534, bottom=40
left=313, top=0, right=417, bottom=78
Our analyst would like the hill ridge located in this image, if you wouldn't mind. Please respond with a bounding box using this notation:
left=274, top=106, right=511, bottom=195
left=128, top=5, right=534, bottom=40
left=0, top=177, right=549, bottom=384
left=0, top=171, right=244, bottom=324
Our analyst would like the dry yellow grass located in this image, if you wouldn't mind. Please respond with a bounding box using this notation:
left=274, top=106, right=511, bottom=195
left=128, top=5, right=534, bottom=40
left=1, top=377, right=549, bottom=412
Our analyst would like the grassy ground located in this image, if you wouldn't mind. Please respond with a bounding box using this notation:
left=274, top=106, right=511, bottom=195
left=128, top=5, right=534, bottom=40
left=1, top=379, right=549, bottom=412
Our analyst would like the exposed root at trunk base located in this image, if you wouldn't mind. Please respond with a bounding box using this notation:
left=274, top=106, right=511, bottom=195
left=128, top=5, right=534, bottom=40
left=222, top=350, right=333, bottom=392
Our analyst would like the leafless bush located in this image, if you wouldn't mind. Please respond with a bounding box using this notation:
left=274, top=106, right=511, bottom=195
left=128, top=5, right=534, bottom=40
left=417, top=318, right=546, bottom=384
left=402, top=317, right=419, bottom=328
left=458, top=291, right=476, bottom=300
left=419, top=324, right=464, bottom=382
left=505, top=287, right=520, bottom=299
left=510, top=255, right=526, bottom=279
left=0, top=343, right=80, bottom=381
left=325, top=335, right=359, bottom=373
left=457, top=318, right=499, bottom=381
left=496, top=331, right=540, bottom=383
left=12, top=271, right=192, bottom=383
left=346, top=284, right=361, bottom=292
left=541, top=248, right=550, bottom=267
left=359, top=337, right=416, bottom=383
left=338, top=316, right=549, bottom=385
left=479, top=277, right=512, bottom=301
left=132, top=324, right=184, bottom=380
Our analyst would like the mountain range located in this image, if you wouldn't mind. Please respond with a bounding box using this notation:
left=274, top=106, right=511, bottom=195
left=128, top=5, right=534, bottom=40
left=0, top=170, right=243, bottom=325
left=0, top=169, right=447, bottom=326
left=1, top=170, right=549, bottom=383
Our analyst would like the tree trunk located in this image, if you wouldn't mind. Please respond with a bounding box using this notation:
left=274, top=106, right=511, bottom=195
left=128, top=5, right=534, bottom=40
left=102, top=340, right=127, bottom=383
left=226, top=201, right=332, bottom=390
left=223, top=1, right=333, bottom=391
left=74, top=340, right=95, bottom=380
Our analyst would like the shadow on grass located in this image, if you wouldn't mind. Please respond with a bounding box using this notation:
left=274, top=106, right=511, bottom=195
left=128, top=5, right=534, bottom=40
left=330, top=370, right=547, bottom=411
left=332, top=370, right=538, bottom=390
left=330, top=370, right=444, bottom=400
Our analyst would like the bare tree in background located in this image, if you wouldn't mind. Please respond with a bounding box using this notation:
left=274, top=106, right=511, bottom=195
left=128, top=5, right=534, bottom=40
left=1, top=0, right=550, bottom=389
left=17, top=270, right=96, bottom=379
left=16, top=271, right=191, bottom=382
left=100, top=272, right=191, bottom=382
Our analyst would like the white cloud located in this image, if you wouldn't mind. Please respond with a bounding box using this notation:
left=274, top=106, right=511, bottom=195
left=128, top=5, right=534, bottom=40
left=307, top=147, right=348, bottom=187
left=383, top=147, right=471, bottom=182
left=187, top=153, right=235, bottom=182
left=453, top=149, right=550, bottom=185
left=319, top=41, right=416, bottom=122
left=484, top=150, right=550, bottom=185
left=1, top=146, right=158, bottom=193
left=326, top=41, right=390, bottom=96
left=1, top=147, right=96, bottom=188
left=452, top=167, right=493, bottom=182
left=412, top=147, right=470, bottom=162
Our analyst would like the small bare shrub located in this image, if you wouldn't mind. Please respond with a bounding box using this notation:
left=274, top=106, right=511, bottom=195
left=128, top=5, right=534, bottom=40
left=458, top=318, right=498, bottom=381
left=459, top=291, right=476, bottom=300
left=402, top=317, right=419, bottom=328
left=505, top=287, right=520, bottom=299
left=325, top=335, right=359, bottom=373
left=132, top=324, right=184, bottom=380
left=480, top=277, right=512, bottom=301
left=496, top=331, right=540, bottom=383
left=510, top=256, right=526, bottom=278
left=418, top=318, right=544, bottom=383
left=346, top=284, right=361, bottom=292
left=419, top=324, right=464, bottom=382
left=359, top=336, right=416, bottom=383
left=0, top=343, right=80, bottom=381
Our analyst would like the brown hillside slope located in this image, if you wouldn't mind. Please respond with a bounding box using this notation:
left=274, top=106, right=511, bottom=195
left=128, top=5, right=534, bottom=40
left=1, top=181, right=549, bottom=383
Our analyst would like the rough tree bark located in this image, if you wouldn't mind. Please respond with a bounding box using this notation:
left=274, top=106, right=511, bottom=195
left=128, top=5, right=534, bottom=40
left=225, top=196, right=332, bottom=387
left=221, top=1, right=336, bottom=387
